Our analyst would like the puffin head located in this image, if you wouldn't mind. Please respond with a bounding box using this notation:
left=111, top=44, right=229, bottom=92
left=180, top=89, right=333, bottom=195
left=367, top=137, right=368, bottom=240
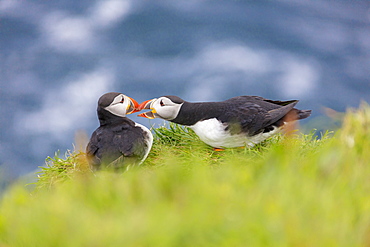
left=137, top=95, right=184, bottom=120
left=98, top=92, right=139, bottom=118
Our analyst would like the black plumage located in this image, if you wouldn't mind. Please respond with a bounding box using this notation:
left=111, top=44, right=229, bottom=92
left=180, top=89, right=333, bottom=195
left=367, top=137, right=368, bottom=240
left=86, top=92, right=152, bottom=170
left=138, top=95, right=311, bottom=148
left=168, top=95, right=311, bottom=136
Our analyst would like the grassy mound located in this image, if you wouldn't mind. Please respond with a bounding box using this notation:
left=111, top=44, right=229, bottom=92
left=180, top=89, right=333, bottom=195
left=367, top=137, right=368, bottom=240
left=0, top=104, right=369, bottom=246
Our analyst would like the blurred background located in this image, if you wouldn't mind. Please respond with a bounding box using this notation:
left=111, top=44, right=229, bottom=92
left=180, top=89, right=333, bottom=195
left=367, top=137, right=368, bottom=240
left=1, top=0, right=369, bottom=180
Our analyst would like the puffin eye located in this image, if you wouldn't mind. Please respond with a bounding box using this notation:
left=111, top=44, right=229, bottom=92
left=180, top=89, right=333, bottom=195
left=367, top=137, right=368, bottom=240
left=120, top=97, right=124, bottom=103
left=160, top=100, right=165, bottom=107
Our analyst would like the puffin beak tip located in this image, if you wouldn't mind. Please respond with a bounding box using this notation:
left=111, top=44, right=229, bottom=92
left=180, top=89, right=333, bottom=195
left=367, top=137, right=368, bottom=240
left=136, top=99, right=157, bottom=119
left=137, top=99, right=155, bottom=111
left=137, top=112, right=156, bottom=119
left=127, top=97, right=140, bottom=114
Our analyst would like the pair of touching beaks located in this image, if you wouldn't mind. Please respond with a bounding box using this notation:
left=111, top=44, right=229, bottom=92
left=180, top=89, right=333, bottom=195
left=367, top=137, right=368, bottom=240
left=126, top=97, right=157, bottom=119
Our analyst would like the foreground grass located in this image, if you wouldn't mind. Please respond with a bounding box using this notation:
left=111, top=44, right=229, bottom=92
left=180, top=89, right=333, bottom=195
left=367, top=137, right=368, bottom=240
left=0, top=104, right=370, bottom=246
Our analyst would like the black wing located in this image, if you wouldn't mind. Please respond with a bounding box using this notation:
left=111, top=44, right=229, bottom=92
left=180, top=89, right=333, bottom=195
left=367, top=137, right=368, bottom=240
left=222, top=97, right=300, bottom=136
left=225, top=96, right=298, bottom=110
left=86, top=124, right=145, bottom=170
left=110, top=125, right=148, bottom=168
left=86, top=130, right=101, bottom=169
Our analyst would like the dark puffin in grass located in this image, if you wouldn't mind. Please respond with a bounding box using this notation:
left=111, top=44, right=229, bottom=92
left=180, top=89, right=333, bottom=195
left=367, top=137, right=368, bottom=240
left=86, top=92, right=153, bottom=170
left=137, top=95, right=311, bottom=149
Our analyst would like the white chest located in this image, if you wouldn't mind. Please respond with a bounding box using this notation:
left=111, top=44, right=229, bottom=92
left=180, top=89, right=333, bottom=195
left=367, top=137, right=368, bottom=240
left=135, top=123, right=153, bottom=164
left=189, top=118, right=280, bottom=148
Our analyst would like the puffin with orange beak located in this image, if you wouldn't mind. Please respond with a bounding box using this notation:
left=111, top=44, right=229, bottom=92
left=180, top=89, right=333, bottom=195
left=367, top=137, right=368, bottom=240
left=86, top=92, right=153, bottom=170
left=138, top=95, right=311, bottom=149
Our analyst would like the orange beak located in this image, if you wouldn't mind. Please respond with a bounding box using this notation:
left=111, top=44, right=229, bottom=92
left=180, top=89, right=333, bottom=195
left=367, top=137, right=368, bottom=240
left=137, top=99, right=154, bottom=111
left=126, top=97, right=140, bottom=114
left=137, top=99, right=157, bottom=119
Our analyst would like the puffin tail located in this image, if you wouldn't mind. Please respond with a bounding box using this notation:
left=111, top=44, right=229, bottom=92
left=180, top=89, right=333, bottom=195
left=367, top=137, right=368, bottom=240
left=296, top=109, right=312, bottom=120
left=266, top=101, right=312, bottom=126
left=267, top=101, right=299, bottom=124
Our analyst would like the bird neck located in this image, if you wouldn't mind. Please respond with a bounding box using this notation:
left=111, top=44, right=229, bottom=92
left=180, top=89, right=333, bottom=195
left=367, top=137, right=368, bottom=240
left=98, top=108, right=131, bottom=126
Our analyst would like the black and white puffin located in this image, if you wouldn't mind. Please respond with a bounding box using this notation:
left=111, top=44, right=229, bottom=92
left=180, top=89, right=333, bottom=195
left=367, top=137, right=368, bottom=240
left=137, top=95, right=311, bottom=148
left=86, top=92, right=153, bottom=170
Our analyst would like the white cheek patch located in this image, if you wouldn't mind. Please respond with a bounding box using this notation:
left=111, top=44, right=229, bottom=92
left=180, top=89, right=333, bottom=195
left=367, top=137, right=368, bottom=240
left=156, top=103, right=183, bottom=120
left=105, top=104, right=126, bottom=117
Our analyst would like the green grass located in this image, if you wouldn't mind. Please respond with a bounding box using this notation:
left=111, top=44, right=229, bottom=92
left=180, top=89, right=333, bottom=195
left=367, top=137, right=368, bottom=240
left=1, top=104, right=370, bottom=246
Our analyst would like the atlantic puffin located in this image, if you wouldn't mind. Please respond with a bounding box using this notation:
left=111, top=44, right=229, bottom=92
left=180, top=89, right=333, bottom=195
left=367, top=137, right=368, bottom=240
left=137, top=95, right=311, bottom=148
left=86, top=92, right=153, bottom=170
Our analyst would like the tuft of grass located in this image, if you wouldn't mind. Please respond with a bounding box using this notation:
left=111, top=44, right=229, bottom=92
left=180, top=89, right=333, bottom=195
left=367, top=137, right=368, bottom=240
left=0, top=104, right=370, bottom=246
left=32, top=151, right=91, bottom=191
